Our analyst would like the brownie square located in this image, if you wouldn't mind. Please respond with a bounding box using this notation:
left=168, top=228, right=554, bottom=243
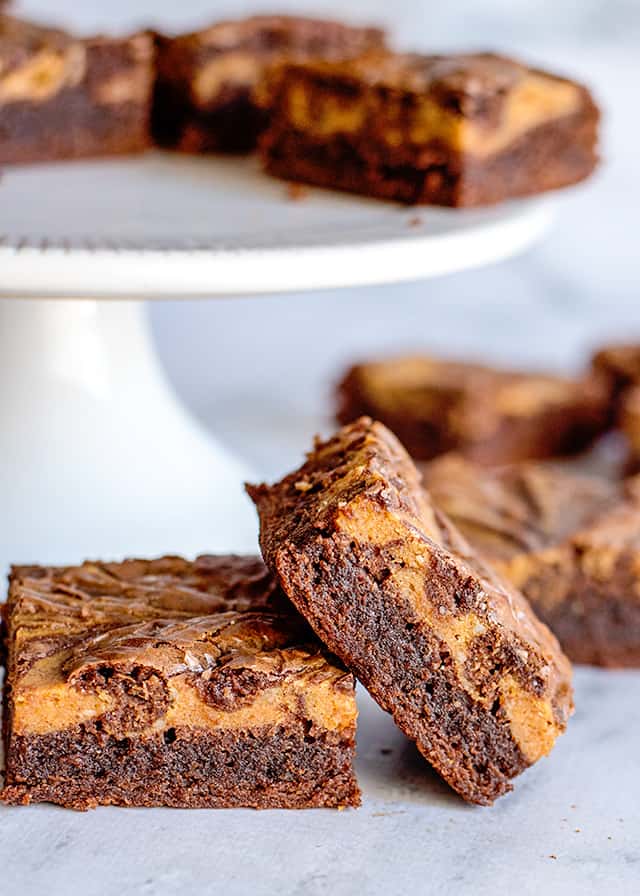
left=152, top=15, right=385, bottom=154
left=337, top=354, right=608, bottom=464
left=1, top=555, right=359, bottom=810
left=248, top=418, right=573, bottom=805
left=423, top=454, right=640, bottom=667
left=260, top=51, right=599, bottom=206
left=0, top=15, right=154, bottom=164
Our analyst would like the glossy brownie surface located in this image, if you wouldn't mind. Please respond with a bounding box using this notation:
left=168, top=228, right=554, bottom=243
left=1, top=555, right=359, bottom=809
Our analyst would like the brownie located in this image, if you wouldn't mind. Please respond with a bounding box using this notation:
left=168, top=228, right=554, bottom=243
left=152, top=15, right=384, bottom=155
left=0, top=554, right=359, bottom=810
left=423, top=454, right=640, bottom=667
left=260, top=51, right=599, bottom=206
left=248, top=418, right=573, bottom=805
left=592, top=343, right=640, bottom=420
left=0, top=15, right=154, bottom=164
left=620, top=386, right=640, bottom=474
left=337, top=354, right=608, bottom=464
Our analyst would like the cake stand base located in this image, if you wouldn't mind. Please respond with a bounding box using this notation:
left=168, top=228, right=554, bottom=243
left=0, top=298, right=258, bottom=572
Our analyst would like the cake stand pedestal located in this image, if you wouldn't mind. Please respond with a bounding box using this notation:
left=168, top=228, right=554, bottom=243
left=0, top=155, right=555, bottom=570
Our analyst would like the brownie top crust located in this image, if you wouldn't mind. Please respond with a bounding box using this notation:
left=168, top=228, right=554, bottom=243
left=5, top=555, right=355, bottom=739
left=0, top=15, right=153, bottom=107
left=422, top=454, right=623, bottom=562
left=249, top=418, right=573, bottom=779
left=155, top=15, right=384, bottom=110
left=160, top=15, right=384, bottom=56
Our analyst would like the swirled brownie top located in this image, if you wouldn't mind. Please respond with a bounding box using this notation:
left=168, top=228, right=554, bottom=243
left=5, top=555, right=355, bottom=739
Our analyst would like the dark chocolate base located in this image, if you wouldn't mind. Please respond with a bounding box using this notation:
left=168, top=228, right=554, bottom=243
left=152, top=81, right=268, bottom=154
left=261, top=103, right=599, bottom=207
left=1, top=722, right=359, bottom=810
left=271, top=536, right=529, bottom=805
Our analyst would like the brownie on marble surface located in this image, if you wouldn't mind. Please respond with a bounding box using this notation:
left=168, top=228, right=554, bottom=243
left=260, top=51, right=599, bottom=206
left=152, top=15, right=384, bottom=154
left=337, top=354, right=608, bottom=464
left=248, top=418, right=573, bottom=805
left=424, top=454, right=640, bottom=667
left=1, top=555, right=359, bottom=810
left=0, top=16, right=154, bottom=164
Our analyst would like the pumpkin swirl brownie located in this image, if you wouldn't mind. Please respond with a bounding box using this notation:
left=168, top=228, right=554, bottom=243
left=424, top=454, right=640, bottom=667
left=247, top=418, right=573, bottom=805
left=153, top=15, right=384, bottom=154
left=259, top=51, right=599, bottom=206
left=337, top=354, right=608, bottom=464
left=1, top=555, right=359, bottom=810
left=0, top=15, right=154, bottom=164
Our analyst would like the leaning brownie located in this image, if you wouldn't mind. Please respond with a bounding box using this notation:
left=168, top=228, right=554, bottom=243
left=0, top=16, right=154, bottom=164
left=337, top=354, right=608, bottom=464
left=248, top=418, right=573, bottom=805
left=1, top=555, right=359, bottom=810
left=423, top=454, right=640, bottom=666
left=260, top=51, right=599, bottom=206
left=153, top=16, right=384, bottom=154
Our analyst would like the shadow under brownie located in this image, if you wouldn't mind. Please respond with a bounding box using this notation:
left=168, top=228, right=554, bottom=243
left=1, top=555, right=359, bottom=810
left=248, top=417, right=573, bottom=805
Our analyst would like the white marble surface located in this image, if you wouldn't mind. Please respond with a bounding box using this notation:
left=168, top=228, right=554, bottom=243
left=3, top=2, right=640, bottom=893
left=2, top=671, right=638, bottom=895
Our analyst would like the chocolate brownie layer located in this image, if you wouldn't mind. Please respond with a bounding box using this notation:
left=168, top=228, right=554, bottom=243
left=424, top=454, right=640, bottom=666
left=0, top=16, right=153, bottom=164
left=1, top=555, right=359, bottom=810
left=248, top=418, right=573, bottom=805
left=153, top=15, right=384, bottom=154
left=260, top=52, right=599, bottom=206
left=337, top=354, right=608, bottom=464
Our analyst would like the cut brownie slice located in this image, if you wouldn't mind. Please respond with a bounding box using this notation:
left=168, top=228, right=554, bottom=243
left=260, top=51, right=599, bottom=206
left=152, top=15, right=384, bottom=154
left=1, top=555, right=359, bottom=810
left=337, top=354, right=608, bottom=463
left=0, top=15, right=154, bottom=164
left=423, top=454, right=640, bottom=666
left=248, top=418, right=573, bottom=805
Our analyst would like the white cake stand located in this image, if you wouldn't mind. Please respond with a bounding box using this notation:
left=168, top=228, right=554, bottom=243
left=0, top=155, right=554, bottom=570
